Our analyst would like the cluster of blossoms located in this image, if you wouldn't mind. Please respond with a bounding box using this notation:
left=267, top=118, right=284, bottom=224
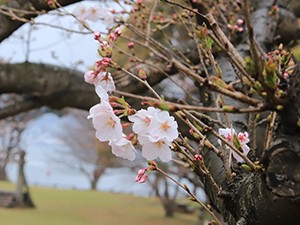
left=84, top=28, right=179, bottom=164
left=128, top=107, right=178, bottom=162
left=218, top=128, right=250, bottom=163
left=73, top=4, right=114, bottom=25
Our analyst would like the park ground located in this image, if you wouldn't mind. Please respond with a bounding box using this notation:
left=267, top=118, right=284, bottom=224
left=0, top=181, right=199, bottom=225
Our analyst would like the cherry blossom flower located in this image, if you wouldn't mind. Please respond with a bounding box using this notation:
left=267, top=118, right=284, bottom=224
left=96, top=71, right=115, bottom=93
left=138, top=135, right=173, bottom=162
left=88, top=100, right=113, bottom=117
left=218, top=128, right=235, bottom=142
left=109, top=138, right=136, bottom=161
left=73, top=5, right=102, bottom=22
left=95, top=85, right=109, bottom=101
left=129, top=107, right=178, bottom=162
left=129, top=107, right=178, bottom=141
left=86, top=6, right=101, bottom=22
left=218, top=128, right=251, bottom=163
left=148, top=109, right=178, bottom=141
left=73, top=4, right=88, bottom=21
left=84, top=70, right=115, bottom=101
left=128, top=108, right=153, bottom=135
left=84, top=70, right=96, bottom=84
left=88, top=101, right=123, bottom=142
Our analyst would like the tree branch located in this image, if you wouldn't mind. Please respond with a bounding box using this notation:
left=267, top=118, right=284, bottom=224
left=0, top=0, right=82, bottom=43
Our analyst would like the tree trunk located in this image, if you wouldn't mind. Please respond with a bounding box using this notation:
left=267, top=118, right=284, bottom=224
left=163, top=201, right=175, bottom=218
left=90, top=167, right=105, bottom=191
left=15, top=151, right=35, bottom=208
left=0, top=165, right=8, bottom=181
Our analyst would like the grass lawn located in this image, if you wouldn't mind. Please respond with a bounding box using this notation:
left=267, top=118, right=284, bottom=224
left=0, top=182, right=199, bottom=225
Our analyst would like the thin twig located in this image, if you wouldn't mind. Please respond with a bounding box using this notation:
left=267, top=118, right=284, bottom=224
left=114, top=90, right=264, bottom=113
left=155, top=165, right=222, bottom=225
left=241, top=0, right=262, bottom=77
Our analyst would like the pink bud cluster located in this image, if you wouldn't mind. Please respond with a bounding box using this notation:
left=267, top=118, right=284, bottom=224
left=135, top=168, right=148, bottom=183
left=227, top=19, right=244, bottom=33
left=193, top=154, right=203, bottom=161
left=84, top=27, right=122, bottom=87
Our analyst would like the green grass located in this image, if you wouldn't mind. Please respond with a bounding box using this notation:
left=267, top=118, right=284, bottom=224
left=0, top=182, right=198, bottom=225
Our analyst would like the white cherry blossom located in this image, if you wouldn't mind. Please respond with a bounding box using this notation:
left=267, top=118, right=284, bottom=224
left=138, top=135, right=172, bottom=162
left=88, top=101, right=122, bottom=142
left=96, top=71, right=115, bottom=93
left=148, top=109, right=178, bottom=141
left=88, top=101, right=112, bottom=118
left=218, top=128, right=236, bottom=143
left=72, top=4, right=88, bottom=21
left=109, top=138, right=136, bottom=161
left=128, top=109, right=152, bottom=135
left=84, top=70, right=96, bottom=84
left=218, top=128, right=251, bottom=163
left=95, top=85, right=109, bottom=101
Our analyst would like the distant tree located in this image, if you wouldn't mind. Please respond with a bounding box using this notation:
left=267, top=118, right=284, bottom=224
left=0, top=95, right=33, bottom=181
left=51, top=109, right=124, bottom=190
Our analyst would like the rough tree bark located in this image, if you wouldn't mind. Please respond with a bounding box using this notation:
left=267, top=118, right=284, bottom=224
left=0, top=0, right=300, bottom=224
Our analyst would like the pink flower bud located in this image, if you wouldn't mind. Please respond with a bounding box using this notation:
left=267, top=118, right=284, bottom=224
left=283, top=72, right=289, bottom=79
left=127, top=42, right=135, bottom=48
left=122, top=123, right=130, bottom=129
left=109, top=102, right=118, bottom=107
left=139, top=174, right=148, bottom=183
left=94, top=31, right=103, bottom=42
left=135, top=174, right=143, bottom=182
left=237, top=19, right=244, bottom=25
left=194, top=154, right=203, bottom=161
left=126, top=133, right=135, bottom=141
left=138, top=168, right=147, bottom=175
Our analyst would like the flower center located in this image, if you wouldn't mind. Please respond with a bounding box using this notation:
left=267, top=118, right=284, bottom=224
left=160, top=122, right=170, bottom=131
left=226, top=133, right=232, bottom=141
left=155, top=140, right=165, bottom=148
left=107, top=117, right=116, bottom=128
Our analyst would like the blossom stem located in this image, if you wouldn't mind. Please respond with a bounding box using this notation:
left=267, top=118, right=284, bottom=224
left=155, top=166, right=222, bottom=225
left=114, top=90, right=264, bottom=113
left=117, top=68, right=162, bottom=100
left=175, top=112, right=221, bottom=155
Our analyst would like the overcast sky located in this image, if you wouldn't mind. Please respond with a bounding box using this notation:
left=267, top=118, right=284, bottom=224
left=0, top=1, right=115, bottom=71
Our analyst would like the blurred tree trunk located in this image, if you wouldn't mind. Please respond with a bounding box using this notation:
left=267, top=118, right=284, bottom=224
left=90, top=167, right=105, bottom=191
left=15, top=151, right=35, bottom=208
left=0, top=165, right=8, bottom=181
